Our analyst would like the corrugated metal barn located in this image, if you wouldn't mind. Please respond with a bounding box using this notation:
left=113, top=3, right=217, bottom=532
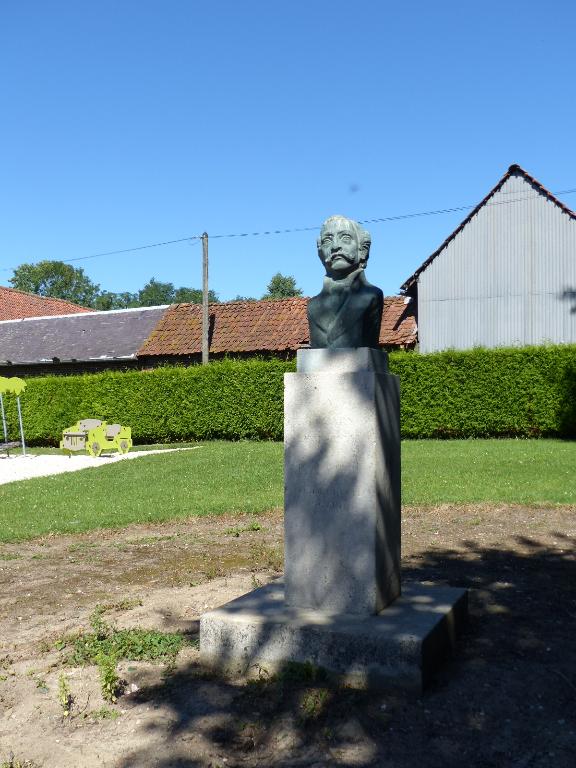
left=402, top=165, right=576, bottom=353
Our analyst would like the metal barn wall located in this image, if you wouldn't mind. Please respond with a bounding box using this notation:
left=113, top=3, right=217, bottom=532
left=417, top=173, right=576, bottom=353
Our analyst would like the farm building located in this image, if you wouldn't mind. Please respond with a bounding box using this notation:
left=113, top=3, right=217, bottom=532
left=0, top=296, right=416, bottom=378
left=401, top=165, right=576, bottom=353
left=137, top=296, right=416, bottom=366
left=0, top=305, right=170, bottom=377
left=0, top=285, right=90, bottom=320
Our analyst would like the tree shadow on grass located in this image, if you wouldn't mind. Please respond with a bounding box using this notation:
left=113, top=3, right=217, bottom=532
left=118, top=529, right=576, bottom=768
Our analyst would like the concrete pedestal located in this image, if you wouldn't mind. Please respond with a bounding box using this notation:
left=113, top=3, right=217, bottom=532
left=284, top=348, right=400, bottom=614
left=200, top=580, right=468, bottom=692
left=199, top=347, right=468, bottom=690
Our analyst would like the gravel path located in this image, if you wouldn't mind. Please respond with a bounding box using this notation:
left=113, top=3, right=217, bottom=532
left=0, top=447, right=199, bottom=486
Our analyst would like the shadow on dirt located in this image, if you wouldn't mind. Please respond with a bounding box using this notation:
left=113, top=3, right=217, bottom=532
left=118, top=531, right=576, bottom=768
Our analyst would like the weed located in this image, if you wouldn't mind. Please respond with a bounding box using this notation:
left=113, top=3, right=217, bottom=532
left=0, top=553, right=20, bottom=561
left=97, top=653, right=123, bottom=704
left=124, top=534, right=179, bottom=545
left=203, top=561, right=225, bottom=580
left=0, top=657, right=15, bottom=680
left=34, top=677, right=48, bottom=692
left=61, top=610, right=189, bottom=666
left=88, top=706, right=120, bottom=720
left=57, top=673, right=73, bottom=717
left=278, top=661, right=327, bottom=684
left=97, top=597, right=143, bottom=613
left=225, top=521, right=263, bottom=537
left=1, top=755, right=40, bottom=768
left=249, top=542, right=283, bottom=571
left=298, top=687, right=330, bottom=721
left=89, top=606, right=111, bottom=640
left=67, top=542, right=98, bottom=553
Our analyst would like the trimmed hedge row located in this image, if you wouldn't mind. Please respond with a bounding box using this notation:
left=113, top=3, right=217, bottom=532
left=3, top=359, right=293, bottom=446
left=390, top=345, right=576, bottom=439
left=2, top=346, right=575, bottom=445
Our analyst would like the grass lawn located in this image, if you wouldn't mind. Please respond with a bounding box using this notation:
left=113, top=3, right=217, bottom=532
left=0, top=442, right=283, bottom=542
left=402, top=438, right=576, bottom=506
left=0, top=439, right=574, bottom=542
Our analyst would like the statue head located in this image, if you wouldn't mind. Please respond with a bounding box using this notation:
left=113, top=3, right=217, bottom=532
left=317, top=215, right=371, bottom=278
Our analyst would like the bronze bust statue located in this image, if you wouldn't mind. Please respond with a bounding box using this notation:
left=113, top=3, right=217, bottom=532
left=307, top=215, right=383, bottom=348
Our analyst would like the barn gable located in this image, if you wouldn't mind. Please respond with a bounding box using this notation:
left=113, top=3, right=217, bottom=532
left=402, top=165, right=576, bottom=352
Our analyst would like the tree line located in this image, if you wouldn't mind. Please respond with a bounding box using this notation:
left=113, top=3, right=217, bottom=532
left=7, top=260, right=303, bottom=309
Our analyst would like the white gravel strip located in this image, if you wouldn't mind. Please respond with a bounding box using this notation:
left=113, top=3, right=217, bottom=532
left=0, top=447, right=200, bottom=487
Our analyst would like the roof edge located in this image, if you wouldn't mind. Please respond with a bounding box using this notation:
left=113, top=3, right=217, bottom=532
left=0, top=304, right=171, bottom=325
left=400, top=164, right=576, bottom=292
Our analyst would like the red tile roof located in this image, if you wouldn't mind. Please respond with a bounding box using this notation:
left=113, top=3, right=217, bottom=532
left=0, top=286, right=90, bottom=321
left=401, top=164, right=576, bottom=292
left=138, top=296, right=417, bottom=357
left=381, top=295, right=418, bottom=346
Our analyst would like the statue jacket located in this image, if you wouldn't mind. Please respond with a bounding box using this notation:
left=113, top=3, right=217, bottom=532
left=307, top=269, right=383, bottom=349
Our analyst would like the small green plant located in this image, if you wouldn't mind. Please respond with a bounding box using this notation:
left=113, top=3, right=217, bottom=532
left=278, top=661, right=327, bottom=684
left=97, top=653, right=123, bottom=704
left=89, top=606, right=111, bottom=640
left=249, top=542, right=283, bottom=571
left=57, top=673, right=73, bottom=717
left=299, top=687, right=330, bottom=722
left=1, top=755, right=40, bottom=768
left=203, top=561, right=225, bottom=580
left=58, top=608, right=190, bottom=667
left=103, top=597, right=143, bottom=612
left=67, top=542, right=98, bottom=553
left=225, top=521, right=263, bottom=536
left=88, top=706, right=120, bottom=720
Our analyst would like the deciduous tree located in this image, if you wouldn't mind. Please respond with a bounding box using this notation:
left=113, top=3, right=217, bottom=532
left=9, top=260, right=100, bottom=307
left=261, top=273, right=303, bottom=300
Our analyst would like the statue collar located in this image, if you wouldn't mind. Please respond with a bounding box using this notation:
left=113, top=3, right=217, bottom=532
left=322, top=268, right=365, bottom=294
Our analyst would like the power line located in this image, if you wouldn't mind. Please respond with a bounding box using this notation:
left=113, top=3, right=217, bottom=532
left=2, top=187, right=575, bottom=273
left=0, top=236, right=200, bottom=273
left=55, top=235, right=201, bottom=263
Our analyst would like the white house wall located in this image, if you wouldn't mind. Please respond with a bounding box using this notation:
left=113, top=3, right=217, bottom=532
left=417, top=173, right=576, bottom=352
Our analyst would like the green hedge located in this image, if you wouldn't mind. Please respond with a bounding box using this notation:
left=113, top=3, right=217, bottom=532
left=2, top=359, right=294, bottom=446
left=2, top=346, right=575, bottom=445
left=389, top=345, right=576, bottom=439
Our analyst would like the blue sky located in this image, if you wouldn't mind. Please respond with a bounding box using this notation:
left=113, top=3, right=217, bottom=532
left=1, top=1, right=575, bottom=302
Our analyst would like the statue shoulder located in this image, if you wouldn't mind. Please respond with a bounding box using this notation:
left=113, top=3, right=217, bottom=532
left=360, top=278, right=384, bottom=303
left=307, top=292, right=324, bottom=316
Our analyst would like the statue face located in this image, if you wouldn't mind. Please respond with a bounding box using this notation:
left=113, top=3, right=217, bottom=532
left=319, top=218, right=361, bottom=277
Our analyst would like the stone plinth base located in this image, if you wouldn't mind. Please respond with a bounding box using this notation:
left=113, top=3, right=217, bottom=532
left=284, top=348, right=401, bottom=615
left=200, top=580, right=468, bottom=692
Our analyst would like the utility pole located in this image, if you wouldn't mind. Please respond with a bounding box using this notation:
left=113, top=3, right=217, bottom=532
left=201, top=232, right=209, bottom=365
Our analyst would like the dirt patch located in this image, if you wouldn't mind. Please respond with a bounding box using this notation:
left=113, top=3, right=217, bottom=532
left=1, top=505, right=575, bottom=767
